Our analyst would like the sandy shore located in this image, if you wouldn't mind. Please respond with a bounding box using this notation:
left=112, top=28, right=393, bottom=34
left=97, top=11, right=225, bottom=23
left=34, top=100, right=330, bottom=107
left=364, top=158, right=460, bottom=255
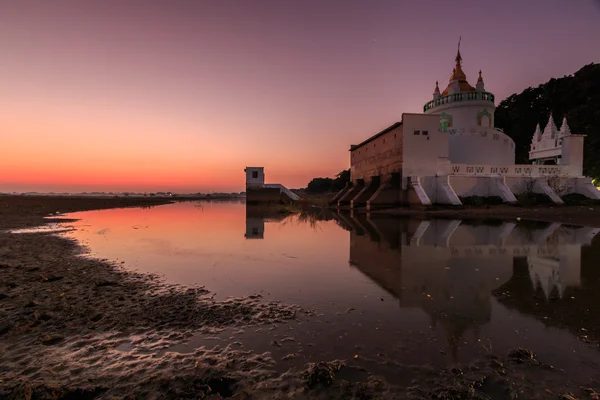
left=1, top=196, right=599, bottom=399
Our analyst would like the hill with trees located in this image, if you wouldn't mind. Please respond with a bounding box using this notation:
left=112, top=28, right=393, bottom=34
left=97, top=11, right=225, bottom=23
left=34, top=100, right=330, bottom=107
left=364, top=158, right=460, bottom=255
left=495, top=63, right=600, bottom=180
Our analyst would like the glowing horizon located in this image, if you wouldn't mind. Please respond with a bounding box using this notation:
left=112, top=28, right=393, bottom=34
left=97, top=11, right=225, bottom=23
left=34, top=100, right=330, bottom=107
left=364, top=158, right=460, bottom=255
left=1, top=0, right=599, bottom=193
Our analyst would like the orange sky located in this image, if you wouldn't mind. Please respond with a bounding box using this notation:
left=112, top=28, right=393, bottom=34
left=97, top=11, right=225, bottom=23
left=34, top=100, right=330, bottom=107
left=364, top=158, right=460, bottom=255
left=1, top=1, right=599, bottom=193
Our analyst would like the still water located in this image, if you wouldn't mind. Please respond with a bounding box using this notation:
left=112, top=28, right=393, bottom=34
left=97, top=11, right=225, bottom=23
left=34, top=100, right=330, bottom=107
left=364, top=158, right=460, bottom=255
left=58, top=200, right=600, bottom=383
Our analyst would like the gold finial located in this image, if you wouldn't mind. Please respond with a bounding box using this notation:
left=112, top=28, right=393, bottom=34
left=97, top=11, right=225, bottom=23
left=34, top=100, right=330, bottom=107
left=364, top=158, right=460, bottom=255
left=477, top=70, right=483, bottom=82
left=455, top=36, right=462, bottom=65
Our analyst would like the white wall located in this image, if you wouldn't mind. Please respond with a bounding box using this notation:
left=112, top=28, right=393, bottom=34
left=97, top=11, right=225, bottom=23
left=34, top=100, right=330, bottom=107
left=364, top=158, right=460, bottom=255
left=561, top=135, right=585, bottom=176
left=245, top=167, right=265, bottom=188
left=448, top=128, right=515, bottom=165
left=401, top=113, right=449, bottom=180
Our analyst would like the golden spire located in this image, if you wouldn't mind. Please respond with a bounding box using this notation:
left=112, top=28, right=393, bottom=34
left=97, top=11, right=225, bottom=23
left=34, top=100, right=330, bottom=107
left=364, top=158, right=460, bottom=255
left=477, top=70, right=483, bottom=83
left=455, top=36, right=462, bottom=67
left=450, top=36, right=466, bottom=82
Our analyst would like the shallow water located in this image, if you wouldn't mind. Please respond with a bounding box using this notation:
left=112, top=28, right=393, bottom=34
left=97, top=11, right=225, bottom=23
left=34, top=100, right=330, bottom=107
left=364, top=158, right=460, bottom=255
left=58, top=200, right=600, bottom=384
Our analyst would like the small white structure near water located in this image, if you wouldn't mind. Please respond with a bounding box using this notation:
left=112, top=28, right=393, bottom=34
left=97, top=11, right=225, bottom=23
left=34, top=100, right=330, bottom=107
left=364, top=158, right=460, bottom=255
left=244, top=167, right=299, bottom=202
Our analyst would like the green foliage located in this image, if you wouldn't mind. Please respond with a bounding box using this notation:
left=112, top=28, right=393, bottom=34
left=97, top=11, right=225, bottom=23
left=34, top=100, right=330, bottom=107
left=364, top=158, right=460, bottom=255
left=495, top=63, right=600, bottom=181
left=306, top=169, right=350, bottom=194
left=459, top=196, right=504, bottom=206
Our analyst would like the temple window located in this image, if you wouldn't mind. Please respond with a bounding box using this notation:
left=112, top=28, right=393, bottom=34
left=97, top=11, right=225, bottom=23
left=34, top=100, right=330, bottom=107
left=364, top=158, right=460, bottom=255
left=414, top=130, right=420, bottom=135
left=422, top=130, right=429, bottom=136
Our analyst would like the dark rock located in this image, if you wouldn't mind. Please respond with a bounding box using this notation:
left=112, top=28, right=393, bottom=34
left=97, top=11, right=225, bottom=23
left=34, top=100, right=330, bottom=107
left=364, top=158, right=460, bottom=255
left=39, top=312, right=54, bottom=321
left=96, top=280, right=119, bottom=287
left=40, top=334, right=64, bottom=346
left=41, top=274, right=64, bottom=282
left=25, top=300, right=40, bottom=307
left=90, top=313, right=103, bottom=322
left=205, top=375, right=238, bottom=398
left=0, top=323, right=11, bottom=336
left=303, top=361, right=344, bottom=388
left=0, top=292, right=8, bottom=301
left=508, top=347, right=535, bottom=363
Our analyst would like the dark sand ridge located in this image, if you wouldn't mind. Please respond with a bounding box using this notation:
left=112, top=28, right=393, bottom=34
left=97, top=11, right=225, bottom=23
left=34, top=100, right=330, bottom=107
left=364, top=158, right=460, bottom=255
left=1, top=196, right=599, bottom=399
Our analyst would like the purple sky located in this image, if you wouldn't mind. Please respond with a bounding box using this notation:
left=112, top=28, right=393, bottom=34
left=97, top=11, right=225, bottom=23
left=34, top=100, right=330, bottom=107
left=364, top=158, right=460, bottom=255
left=1, top=0, right=599, bottom=192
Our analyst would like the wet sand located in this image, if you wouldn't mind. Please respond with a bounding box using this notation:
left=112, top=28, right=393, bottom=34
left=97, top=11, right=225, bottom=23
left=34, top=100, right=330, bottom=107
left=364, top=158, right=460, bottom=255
left=1, top=196, right=599, bottom=399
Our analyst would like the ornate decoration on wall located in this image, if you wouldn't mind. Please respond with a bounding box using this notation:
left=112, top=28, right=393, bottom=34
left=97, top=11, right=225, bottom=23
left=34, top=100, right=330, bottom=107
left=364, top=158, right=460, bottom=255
left=477, top=108, right=492, bottom=127
left=440, top=112, right=453, bottom=132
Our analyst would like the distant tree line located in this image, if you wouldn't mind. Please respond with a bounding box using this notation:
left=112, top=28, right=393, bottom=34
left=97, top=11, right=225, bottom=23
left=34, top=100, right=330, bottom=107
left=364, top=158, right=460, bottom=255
left=495, top=63, right=600, bottom=180
left=306, top=169, right=350, bottom=194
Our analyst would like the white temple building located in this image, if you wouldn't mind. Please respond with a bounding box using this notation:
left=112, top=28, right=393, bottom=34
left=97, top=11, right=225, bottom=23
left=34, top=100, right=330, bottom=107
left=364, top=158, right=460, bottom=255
left=332, top=45, right=600, bottom=209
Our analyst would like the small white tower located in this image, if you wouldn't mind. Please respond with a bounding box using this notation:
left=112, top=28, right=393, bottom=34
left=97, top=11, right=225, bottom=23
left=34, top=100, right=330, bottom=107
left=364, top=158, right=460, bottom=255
left=476, top=70, right=485, bottom=92
left=559, top=115, right=571, bottom=137
left=542, top=113, right=558, bottom=139
left=245, top=167, right=265, bottom=189
left=433, top=81, right=440, bottom=99
left=530, top=123, right=542, bottom=153
left=534, top=123, right=542, bottom=141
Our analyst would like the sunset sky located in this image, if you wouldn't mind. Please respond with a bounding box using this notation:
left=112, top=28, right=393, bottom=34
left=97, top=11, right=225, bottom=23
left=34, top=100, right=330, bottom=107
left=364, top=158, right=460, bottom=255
left=1, top=0, right=600, bottom=193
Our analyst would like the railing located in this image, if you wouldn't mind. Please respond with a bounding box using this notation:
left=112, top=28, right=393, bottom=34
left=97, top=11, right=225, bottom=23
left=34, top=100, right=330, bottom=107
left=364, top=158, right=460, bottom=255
left=423, top=91, right=495, bottom=112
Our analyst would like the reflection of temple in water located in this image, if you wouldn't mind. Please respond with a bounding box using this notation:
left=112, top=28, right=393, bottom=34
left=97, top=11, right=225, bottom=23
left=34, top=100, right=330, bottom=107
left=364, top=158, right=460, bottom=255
left=336, top=213, right=599, bottom=357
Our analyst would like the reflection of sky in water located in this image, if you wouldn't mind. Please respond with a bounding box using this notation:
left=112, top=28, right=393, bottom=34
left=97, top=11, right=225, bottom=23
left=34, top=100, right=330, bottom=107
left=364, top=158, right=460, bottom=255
left=59, top=201, right=600, bottom=383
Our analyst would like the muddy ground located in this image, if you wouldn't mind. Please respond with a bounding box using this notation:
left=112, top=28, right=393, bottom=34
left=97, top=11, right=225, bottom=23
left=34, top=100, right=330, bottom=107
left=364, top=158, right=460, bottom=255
left=1, top=196, right=599, bottom=399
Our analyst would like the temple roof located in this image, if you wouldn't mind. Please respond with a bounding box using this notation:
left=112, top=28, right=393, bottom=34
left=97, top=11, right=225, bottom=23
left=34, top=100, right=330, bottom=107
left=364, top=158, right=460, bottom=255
left=441, top=48, right=476, bottom=96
